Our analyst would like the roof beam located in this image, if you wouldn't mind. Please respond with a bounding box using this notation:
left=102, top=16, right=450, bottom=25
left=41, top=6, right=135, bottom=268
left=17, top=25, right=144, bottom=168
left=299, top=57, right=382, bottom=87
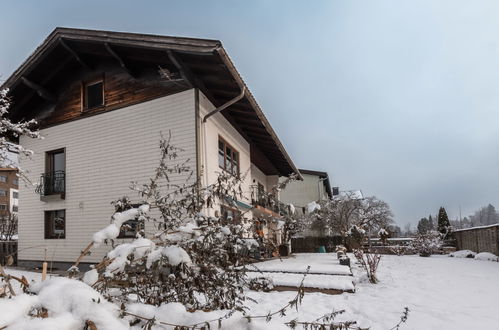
left=20, top=77, right=55, bottom=102
left=167, top=49, right=194, bottom=87
left=60, top=39, right=92, bottom=70
left=104, top=42, right=137, bottom=78
left=167, top=50, right=218, bottom=105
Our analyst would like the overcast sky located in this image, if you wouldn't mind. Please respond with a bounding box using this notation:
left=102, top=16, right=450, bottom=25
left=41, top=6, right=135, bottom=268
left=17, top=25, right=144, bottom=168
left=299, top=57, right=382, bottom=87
left=1, top=0, right=499, bottom=228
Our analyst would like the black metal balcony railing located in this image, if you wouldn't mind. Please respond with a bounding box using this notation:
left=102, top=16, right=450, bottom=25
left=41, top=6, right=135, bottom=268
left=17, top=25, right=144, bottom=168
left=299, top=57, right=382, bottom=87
left=36, top=171, right=65, bottom=196
left=250, top=185, right=289, bottom=216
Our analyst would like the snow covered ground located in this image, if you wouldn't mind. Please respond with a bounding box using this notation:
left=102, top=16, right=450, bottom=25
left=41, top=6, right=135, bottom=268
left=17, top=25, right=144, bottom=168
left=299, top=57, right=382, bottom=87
left=3, top=254, right=499, bottom=329
left=243, top=253, right=499, bottom=330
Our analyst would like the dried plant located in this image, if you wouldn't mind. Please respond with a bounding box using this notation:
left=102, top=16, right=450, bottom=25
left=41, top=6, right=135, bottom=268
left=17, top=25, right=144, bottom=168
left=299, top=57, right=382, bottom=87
left=353, top=249, right=381, bottom=284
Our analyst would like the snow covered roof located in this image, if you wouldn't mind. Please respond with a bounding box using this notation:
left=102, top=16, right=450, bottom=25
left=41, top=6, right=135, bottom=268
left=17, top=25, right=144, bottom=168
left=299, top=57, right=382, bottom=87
left=453, top=223, right=499, bottom=232
left=2, top=27, right=301, bottom=179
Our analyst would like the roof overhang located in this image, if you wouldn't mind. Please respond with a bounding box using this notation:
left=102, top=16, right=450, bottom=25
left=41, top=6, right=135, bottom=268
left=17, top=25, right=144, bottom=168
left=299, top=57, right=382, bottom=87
left=2, top=27, right=301, bottom=178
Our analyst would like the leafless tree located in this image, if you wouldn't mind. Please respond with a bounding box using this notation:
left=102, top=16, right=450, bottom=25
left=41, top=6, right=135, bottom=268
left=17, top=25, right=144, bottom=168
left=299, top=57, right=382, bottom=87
left=308, top=193, right=393, bottom=238
left=0, top=212, right=17, bottom=241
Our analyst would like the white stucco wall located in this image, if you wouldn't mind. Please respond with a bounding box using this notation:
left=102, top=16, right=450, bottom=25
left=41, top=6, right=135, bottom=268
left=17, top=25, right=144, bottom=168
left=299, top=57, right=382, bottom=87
left=198, top=92, right=254, bottom=218
left=280, top=173, right=325, bottom=210
left=18, top=90, right=197, bottom=263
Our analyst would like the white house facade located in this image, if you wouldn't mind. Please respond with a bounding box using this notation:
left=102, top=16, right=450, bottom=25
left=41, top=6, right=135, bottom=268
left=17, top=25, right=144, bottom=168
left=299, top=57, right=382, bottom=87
left=4, top=28, right=300, bottom=268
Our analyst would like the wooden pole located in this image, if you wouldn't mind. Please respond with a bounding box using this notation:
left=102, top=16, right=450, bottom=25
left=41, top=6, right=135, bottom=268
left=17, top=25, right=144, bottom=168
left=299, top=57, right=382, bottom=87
left=41, top=262, right=47, bottom=281
left=42, top=248, right=47, bottom=281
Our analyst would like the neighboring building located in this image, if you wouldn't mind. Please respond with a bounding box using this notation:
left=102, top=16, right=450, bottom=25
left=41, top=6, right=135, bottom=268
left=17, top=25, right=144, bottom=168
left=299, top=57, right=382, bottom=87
left=280, top=169, right=333, bottom=215
left=279, top=169, right=333, bottom=237
left=0, top=168, right=19, bottom=216
left=2, top=28, right=301, bottom=267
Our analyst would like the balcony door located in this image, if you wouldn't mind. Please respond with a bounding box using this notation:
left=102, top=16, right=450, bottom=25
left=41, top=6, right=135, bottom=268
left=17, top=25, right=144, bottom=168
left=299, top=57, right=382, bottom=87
left=46, top=149, right=65, bottom=194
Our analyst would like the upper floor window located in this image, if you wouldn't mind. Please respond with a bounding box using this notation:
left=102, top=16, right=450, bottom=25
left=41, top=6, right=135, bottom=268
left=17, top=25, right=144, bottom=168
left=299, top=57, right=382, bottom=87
left=0, top=204, right=6, bottom=211
left=12, top=191, right=19, bottom=199
left=0, top=189, right=6, bottom=197
left=12, top=205, right=18, bottom=212
left=0, top=176, right=7, bottom=183
left=218, top=138, right=239, bottom=176
left=12, top=178, right=18, bottom=186
left=83, top=78, right=104, bottom=110
left=45, top=209, right=65, bottom=239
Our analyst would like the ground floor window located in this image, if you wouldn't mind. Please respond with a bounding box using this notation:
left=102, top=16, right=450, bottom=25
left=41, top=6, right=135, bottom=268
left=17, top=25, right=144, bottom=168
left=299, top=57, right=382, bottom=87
left=118, top=218, right=144, bottom=238
left=45, top=209, right=65, bottom=239
left=220, top=205, right=241, bottom=224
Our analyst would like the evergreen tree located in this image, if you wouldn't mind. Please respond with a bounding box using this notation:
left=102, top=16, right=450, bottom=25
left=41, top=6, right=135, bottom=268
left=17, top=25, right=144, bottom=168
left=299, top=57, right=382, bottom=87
left=428, top=215, right=435, bottom=230
left=484, top=204, right=498, bottom=225
left=437, top=207, right=451, bottom=238
left=417, top=217, right=429, bottom=234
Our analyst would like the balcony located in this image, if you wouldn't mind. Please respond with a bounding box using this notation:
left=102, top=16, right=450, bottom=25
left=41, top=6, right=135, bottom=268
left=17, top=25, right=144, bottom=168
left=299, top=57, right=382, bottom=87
left=250, top=185, right=289, bottom=217
left=36, top=171, right=65, bottom=200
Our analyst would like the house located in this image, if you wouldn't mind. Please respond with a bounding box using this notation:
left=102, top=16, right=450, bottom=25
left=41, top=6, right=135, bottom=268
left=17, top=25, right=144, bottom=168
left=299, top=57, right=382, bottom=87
left=0, top=168, right=19, bottom=216
left=2, top=28, right=301, bottom=268
left=280, top=169, right=334, bottom=215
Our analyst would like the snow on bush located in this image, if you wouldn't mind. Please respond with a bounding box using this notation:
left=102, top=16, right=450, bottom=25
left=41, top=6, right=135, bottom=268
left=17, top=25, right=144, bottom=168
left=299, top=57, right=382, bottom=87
left=449, top=250, right=476, bottom=258
left=307, top=201, right=321, bottom=213
left=92, top=204, right=150, bottom=245
left=475, top=252, right=499, bottom=262
left=0, top=89, right=41, bottom=175
left=0, top=277, right=128, bottom=330
left=411, top=231, right=443, bottom=257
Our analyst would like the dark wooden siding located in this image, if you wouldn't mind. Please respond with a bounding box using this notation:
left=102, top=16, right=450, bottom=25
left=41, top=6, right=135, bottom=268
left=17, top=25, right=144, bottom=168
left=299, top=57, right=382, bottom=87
left=41, top=62, right=188, bottom=127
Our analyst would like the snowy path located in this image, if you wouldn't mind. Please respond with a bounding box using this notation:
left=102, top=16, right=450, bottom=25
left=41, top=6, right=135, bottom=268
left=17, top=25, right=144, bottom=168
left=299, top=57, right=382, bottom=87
left=246, top=253, right=352, bottom=275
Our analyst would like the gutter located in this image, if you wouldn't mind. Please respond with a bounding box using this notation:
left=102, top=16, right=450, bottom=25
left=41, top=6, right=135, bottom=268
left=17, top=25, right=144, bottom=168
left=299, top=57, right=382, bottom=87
left=202, top=86, right=246, bottom=123
left=214, top=47, right=303, bottom=180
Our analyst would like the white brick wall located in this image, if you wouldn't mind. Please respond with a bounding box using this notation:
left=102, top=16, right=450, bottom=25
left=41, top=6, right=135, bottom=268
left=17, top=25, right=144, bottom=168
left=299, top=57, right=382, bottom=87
left=19, top=90, right=196, bottom=263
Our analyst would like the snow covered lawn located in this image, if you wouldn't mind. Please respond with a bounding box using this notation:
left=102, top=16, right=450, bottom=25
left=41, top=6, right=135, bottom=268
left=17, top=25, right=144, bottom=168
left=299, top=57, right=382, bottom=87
left=2, top=254, right=499, bottom=329
left=240, top=254, right=499, bottom=329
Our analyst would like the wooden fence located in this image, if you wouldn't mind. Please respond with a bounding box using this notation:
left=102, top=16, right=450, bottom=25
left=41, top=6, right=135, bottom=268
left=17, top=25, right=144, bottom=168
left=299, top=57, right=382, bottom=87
left=453, top=224, right=499, bottom=255
left=0, top=241, right=17, bottom=266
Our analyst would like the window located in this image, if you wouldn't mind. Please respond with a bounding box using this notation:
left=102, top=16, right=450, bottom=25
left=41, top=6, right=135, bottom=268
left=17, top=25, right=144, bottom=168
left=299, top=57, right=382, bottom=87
left=118, top=218, right=144, bottom=239
left=83, top=79, right=104, bottom=110
left=0, top=176, right=7, bottom=183
left=0, top=190, right=6, bottom=197
left=12, top=191, right=19, bottom=199
left=12, top=178, right=18, bottom=186
left=113, top=201, right=144, bottom=239
left=0, top=205, right=6, bottom=211
left=218, top=138, right=239, bottom=176
left=12, top=205, right=18, bottom=212
left=45, top=210, right=65, bottom=239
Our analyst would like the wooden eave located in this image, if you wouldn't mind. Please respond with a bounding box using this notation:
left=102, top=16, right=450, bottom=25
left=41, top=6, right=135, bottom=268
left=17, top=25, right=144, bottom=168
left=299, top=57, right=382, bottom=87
left=1, top=27, right=301, bottom=179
